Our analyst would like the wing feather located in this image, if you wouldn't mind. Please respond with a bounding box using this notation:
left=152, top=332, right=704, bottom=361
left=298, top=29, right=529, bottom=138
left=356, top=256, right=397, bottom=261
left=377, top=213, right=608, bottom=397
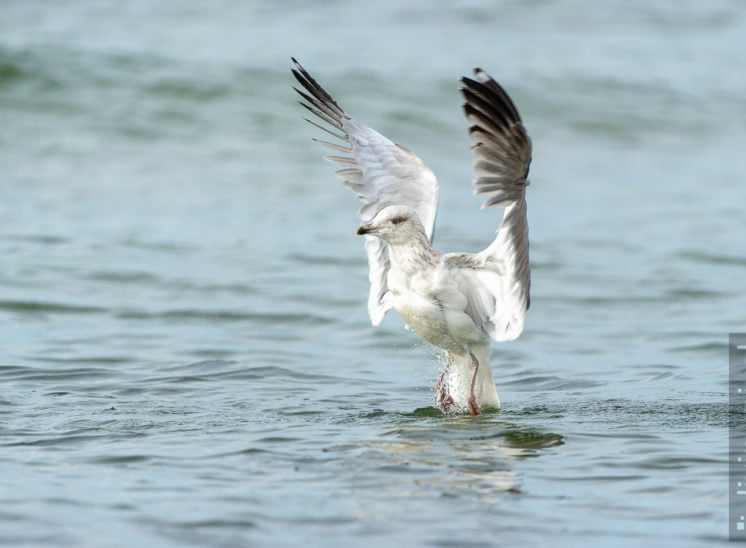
left=456, top=69, right=533, bottom=341
left=461, top=70, right=531, bottom=207
left=292, top=59, right=439, bottom=325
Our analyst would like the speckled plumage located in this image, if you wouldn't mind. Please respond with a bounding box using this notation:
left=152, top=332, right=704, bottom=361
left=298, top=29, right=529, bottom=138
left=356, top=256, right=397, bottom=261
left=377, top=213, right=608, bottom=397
left=292, top=59, right=533, bottom=414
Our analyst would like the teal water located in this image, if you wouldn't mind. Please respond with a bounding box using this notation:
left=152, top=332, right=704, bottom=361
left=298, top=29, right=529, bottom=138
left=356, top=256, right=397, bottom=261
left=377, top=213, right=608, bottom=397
left=1, top=1, right=744, bottom=546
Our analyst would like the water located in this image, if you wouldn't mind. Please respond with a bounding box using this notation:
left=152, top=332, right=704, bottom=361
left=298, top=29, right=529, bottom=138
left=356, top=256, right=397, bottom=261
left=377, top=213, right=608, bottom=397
left=1, top=1, right=744, bottom=546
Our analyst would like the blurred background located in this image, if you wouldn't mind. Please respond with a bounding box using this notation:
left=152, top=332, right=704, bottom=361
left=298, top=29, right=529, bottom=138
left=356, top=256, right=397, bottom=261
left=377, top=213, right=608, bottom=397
left=1, top=1, right=744, bottom=546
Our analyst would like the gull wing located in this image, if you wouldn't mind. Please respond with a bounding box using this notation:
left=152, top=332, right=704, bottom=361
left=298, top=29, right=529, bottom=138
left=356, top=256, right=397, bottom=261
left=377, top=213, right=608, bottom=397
left=291, top=59, right=439, bottom=326
left=451, top=69, right=532, bottom=341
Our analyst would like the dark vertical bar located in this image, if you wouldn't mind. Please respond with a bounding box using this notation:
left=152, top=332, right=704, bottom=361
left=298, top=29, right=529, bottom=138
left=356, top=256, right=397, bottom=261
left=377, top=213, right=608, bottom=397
left=730, top=333, right=746, bottom=541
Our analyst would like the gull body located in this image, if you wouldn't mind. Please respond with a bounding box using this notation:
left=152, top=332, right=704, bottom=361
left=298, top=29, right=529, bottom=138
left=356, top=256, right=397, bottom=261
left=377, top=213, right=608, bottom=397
left=292, top=59, right=532, bottom=414
left=357, top=205, right=501, bottom=412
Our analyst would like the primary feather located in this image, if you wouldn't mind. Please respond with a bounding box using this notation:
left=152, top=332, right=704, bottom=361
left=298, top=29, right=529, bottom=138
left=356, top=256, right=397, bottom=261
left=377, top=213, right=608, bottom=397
left=292, top=58, right=439, bottom=325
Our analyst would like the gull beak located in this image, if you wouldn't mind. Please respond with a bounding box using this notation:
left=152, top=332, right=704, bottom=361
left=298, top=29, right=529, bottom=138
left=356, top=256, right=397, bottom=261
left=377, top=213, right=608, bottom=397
left=356, top=223, right=378, bottom=235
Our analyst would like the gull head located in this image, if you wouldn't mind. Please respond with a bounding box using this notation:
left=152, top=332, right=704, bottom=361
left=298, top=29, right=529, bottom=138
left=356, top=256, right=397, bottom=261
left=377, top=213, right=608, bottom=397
left=356, top=205, right=426, bottom=245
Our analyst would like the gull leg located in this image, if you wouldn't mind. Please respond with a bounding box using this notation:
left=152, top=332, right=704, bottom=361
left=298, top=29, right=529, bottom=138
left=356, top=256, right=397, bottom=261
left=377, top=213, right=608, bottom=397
left=435, top=351, right=454, bottom=413
left=467, top=351, right=482, bottom=416
left=434, top=351, right=453, bottom=393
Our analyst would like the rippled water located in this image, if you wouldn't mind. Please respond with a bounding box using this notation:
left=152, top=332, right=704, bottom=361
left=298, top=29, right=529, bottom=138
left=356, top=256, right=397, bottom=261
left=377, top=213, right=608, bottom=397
left=1, top=1, right=744, bottom=546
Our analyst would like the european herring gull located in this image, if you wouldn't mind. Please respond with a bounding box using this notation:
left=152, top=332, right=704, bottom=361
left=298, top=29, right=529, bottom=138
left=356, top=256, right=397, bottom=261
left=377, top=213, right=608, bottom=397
left=291, top=59, right=532, bottom=415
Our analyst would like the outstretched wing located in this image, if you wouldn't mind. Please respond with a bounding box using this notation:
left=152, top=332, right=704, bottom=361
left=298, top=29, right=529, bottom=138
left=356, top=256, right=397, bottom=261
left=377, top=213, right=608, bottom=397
left=291, top=59, right=439, bottom=326
left=453, top=69, right=532, bottom=341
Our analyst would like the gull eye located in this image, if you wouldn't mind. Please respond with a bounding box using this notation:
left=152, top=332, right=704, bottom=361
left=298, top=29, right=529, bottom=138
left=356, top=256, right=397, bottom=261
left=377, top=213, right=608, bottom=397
left=391, top=216, right=405, bottom=225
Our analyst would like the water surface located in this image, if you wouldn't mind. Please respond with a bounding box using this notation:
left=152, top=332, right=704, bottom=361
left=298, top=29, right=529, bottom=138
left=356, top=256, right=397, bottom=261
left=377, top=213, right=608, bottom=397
left=1, top=1, right=743, bottom=546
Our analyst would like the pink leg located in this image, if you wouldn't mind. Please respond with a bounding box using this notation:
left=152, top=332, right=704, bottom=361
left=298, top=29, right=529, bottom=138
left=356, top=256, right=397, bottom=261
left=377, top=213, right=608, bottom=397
left=435, top=352, right=454, bottom=413
left=467, top=351, right=482, bottom=416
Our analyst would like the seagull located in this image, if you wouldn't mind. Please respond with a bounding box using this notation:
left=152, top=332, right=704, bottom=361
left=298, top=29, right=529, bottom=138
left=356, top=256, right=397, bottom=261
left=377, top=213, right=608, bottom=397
left=291, top=59, right=532, bottom=415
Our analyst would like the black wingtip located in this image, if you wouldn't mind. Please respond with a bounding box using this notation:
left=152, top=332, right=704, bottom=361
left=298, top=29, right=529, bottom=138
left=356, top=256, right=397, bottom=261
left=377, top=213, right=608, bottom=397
left=460, top=71, right=523, bottom=124
left=460, top=75, right=480, bottom=88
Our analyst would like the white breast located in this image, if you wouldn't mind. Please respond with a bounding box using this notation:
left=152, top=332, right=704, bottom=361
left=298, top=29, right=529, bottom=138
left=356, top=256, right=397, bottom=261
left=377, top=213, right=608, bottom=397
left=388, top=264, right=485, bottom=353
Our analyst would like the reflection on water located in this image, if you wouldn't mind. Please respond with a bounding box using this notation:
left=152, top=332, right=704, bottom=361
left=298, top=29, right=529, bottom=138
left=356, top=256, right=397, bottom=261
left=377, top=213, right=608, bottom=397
left=357, top=413, right=564, bottom=504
